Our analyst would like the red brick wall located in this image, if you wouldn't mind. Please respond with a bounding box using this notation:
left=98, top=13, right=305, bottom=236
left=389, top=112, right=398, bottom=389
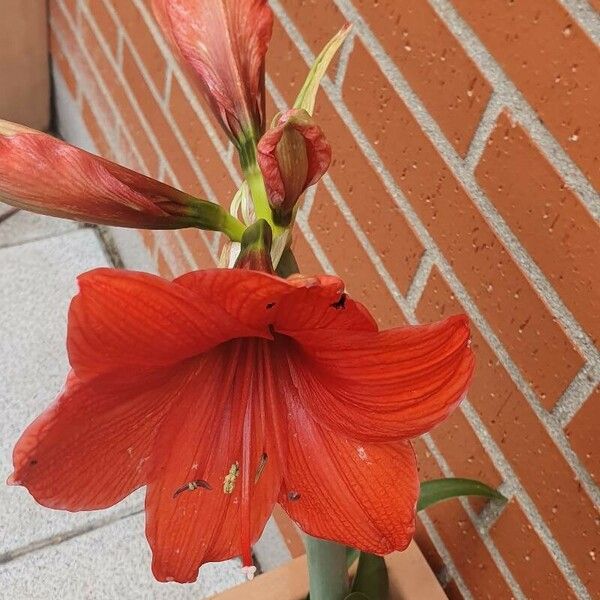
left=48, top=1, right=599, bottom=598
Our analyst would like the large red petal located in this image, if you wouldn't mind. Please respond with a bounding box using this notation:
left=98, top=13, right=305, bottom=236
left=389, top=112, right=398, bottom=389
left=279, top=400, right=419, bottom=554
left=145, top=339, right=283, bottom=583
left=279, top=315, right=474, bottom=441
left=68, top=269, right=264, bottom=381
left=152, top=0, right=273, bottom=141
left=175, top=269, right=377, bottom=333
left=8, top=365, right=189, bottom=511
left=0, top=120, right=202, bottom=228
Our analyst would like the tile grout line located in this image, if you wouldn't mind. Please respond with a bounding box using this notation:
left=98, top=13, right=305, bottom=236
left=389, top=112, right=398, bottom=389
left=332, top=0, right=599, bottom=365
left=0, top=506, right=144, bottom=566
left=268, top=0, right=600, bottom=514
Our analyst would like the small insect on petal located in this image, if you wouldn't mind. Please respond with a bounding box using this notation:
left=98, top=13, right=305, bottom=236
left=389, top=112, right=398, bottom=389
left=254, top=453, right=268, bottom=483
left=330, top=293, right=347, bottom=310
left=223, top=462, right=240, bottom=494
left=287, top=491, right=301, bottom=501
left=173, top=479, right=212, bottom=499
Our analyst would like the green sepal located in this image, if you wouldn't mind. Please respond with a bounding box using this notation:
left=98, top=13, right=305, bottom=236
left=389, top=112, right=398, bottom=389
left=294, top=24, right=353, bottom=115
left=418, top=477, right=507, bottom=512
left=344, top=594, right=371, bottom=600
left=234, top=219, right=274, bottom=272
left=350, top=553, right=389, bottom=599
left=181, top=194, right=245, bottom=242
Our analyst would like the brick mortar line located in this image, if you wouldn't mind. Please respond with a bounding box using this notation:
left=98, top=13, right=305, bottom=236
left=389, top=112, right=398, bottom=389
left=268, top=0, right=600, bottom=514
left=427, top=0, right=599, bottom=220
left=52, top=8, right=149, bottom=174
left=57, top=2, right=217, bottom=270
left=553, top=364, right=599, bottom=426
left=405, top=251, right=435, bottom=312
left=460, top=401, right=591, bottom=599
left=161, top=162, right=218, bottom=264
left=128, top=0, right=243, bottom=188
left=294, top=217, right=336, bottom=274
left=558, top=0, right=600, bottom=45
left=334, top=29, right=357, bottom=90
left=464, top=92, right=504, bottom=172
left=323, top=152, right=589, bottom=596
left=477, top=481, right=516, bottom=534
left=78, top=1, right=217, bottom=262
left=82, top=1, right=219, bottom=205
left=269, top=75, right=527, bottom=599
left=333, top=0, right=600, bottom=366
left=297, top=185, right=318, bottom=220
left=421, top=434, right=526, bottom=600
left=164, top=65, right=174, bottom=107
left=419, top=512, right=475, bottom=600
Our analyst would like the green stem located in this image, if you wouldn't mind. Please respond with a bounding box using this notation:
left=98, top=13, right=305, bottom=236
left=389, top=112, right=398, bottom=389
left=237, top=136, right=284, bottom=234
left=221, top=212, right=246, bottom=242
left=244, top=162, right=273, bottom=225
left=306, top=536, right=349, bottom=600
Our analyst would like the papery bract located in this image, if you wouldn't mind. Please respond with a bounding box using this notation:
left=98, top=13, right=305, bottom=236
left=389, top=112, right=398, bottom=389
left=9, top=267, right=474, bottom=584
left=0, top=120, right=242, bottom=236
left=257, top=109, right=331, bottom=225
left=152, top=0, right=273, bottom=147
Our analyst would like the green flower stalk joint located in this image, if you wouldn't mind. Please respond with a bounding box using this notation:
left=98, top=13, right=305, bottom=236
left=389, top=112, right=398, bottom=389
left=258, top=109, right=331, bottom=227
left=234, top=219, right=274, bottom=273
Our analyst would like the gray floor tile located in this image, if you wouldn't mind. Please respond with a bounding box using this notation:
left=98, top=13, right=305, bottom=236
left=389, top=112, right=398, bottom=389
left=0, top=208, right=80, bottom=248
left=0, top=512, right=246, bottom=600
left=0, top=228, right=142, bottom=554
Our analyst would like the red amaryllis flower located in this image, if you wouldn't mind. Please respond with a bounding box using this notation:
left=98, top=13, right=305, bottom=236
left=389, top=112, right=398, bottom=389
left=0, top=120, right=243, bottom=237
left=257, top=109, right=332, bottom=226
left=153, top=0, right=273, bottom=147
left=9, top=268, right=474, bottom=583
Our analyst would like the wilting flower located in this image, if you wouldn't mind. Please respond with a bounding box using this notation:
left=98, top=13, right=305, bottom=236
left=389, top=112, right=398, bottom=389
left=153, top=0, right=273, bottom=149
left=0, top=120, right=244, bottom=238
left=257, top=109, right=331, bottom=226
left=9, top=267, right=474, bottom=583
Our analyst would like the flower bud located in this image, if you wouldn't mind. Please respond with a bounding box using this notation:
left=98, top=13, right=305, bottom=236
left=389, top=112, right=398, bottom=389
left=234, top=219, right=274, bottom=272
left=257, top=109, right=331, bottom=226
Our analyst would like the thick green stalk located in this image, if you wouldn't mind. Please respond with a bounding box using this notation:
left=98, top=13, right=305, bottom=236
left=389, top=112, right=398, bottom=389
left=221, top=212, right=246, bottom=242
left=305, top=536, right=349, bottom=600
left=244, top=161, right=273, bottom=225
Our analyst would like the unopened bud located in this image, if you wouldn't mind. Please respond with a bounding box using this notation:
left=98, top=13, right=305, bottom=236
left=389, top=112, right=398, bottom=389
left=234, top=219, right=274, bottom=272
left=257, top=109, right=331, bottom=226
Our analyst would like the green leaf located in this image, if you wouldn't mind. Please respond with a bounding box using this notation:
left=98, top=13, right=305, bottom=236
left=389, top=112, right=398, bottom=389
left=344, top=594, right=371, bottom=600
left=350, top=553, right=389, bottom=599
left=294, top=24, right=353, bottom=115
left=418, top=478, right=507, bottom=512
